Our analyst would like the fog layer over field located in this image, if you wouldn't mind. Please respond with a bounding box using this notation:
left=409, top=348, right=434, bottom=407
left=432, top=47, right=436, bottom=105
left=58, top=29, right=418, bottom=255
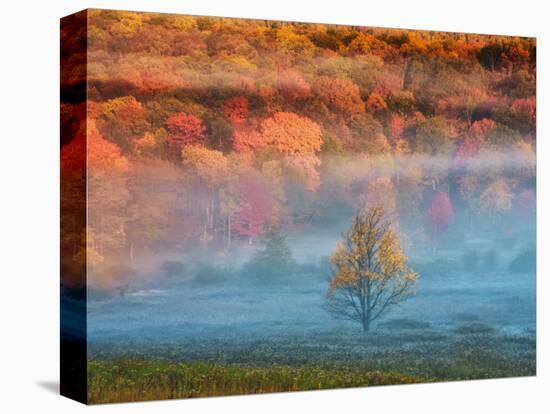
left=87, top=150, right=535, bottom=353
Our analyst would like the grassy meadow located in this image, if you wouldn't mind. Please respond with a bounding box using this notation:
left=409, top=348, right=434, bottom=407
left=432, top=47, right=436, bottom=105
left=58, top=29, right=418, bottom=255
left=88, top=324, right=535, bottom=403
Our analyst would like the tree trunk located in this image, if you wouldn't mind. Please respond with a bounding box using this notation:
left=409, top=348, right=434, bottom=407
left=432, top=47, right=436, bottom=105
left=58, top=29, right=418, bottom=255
left=210, top=195, right=215, bottom=228
left=362, top=318, right=371, bottom=332
left=202, top=206, right=209, bottom=243
left=227, top=215, right=232, bottom=249
left=401, top=57, right=411, bottom=90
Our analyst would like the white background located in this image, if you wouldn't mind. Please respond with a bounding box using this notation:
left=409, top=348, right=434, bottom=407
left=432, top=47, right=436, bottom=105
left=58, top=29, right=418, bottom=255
left=0, top=0, right=547, bottom=412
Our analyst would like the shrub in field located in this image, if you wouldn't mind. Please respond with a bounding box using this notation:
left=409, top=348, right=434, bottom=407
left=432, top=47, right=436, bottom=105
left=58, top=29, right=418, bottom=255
left=160, top=260, right=186, bottom=277
left=194, top=264, right=230, bottom=284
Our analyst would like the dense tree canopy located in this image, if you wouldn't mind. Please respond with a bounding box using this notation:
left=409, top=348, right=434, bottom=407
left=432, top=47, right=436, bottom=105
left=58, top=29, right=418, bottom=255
left=61, top=10, right=536, bottom=290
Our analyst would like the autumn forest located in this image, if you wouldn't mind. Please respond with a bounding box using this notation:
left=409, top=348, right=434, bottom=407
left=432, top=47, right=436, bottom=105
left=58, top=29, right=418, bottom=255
left=60, top=9, right=536, bottom=404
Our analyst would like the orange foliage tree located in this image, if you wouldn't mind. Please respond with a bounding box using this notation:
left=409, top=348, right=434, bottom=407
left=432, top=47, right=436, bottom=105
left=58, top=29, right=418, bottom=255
left=261, top=112, right=323, bottom=155
left=313, top=76, right=364, bottom=119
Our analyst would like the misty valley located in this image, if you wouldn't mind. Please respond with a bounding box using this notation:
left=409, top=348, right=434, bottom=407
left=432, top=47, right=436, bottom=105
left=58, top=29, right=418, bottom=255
left=60, top=10, right=536, bottom=403
left=87, top=211, right=535, bottom=346
left=84, top=157, right=535, bottom=403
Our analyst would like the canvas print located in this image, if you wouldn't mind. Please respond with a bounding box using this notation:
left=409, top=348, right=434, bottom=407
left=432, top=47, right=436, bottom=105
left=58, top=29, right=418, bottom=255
left=60, top=9, right=536, bottom=404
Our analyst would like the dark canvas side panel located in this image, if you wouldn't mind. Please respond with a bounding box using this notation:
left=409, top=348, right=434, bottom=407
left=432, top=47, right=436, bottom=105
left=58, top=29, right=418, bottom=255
left=60, top=9, right=88, bottom=405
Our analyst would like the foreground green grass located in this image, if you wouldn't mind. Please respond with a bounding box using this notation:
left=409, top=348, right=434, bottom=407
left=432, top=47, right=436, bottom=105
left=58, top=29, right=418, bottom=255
left=87, top=326, right=536, bottom=403
left=88, top=360, right=426, bottom=403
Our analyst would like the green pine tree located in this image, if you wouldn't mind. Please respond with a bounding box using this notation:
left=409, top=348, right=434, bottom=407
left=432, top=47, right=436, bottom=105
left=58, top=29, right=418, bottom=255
left=246, top=224, right=296, bottom=278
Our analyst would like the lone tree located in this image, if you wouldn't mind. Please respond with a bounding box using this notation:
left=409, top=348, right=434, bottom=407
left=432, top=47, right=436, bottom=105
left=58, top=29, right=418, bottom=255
left=326, top=207, right=418, bottom=331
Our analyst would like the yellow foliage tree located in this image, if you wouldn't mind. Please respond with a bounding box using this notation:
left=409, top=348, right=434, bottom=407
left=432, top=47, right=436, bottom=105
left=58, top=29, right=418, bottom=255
left=261, top=112, right=323, bottom=191
left=479, top=178, right=514, bottom=217
left=181, top=145, right=228, bottom=186
left=326, top=207, right=418, bottom=331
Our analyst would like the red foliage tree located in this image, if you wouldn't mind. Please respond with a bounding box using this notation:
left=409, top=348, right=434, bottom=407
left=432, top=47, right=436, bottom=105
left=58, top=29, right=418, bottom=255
left=224, top=96, right=249, bottom=125
left=232, top=126, right=267, bottom=152
left=454, top=118, right=496, bottom=168
left=166, top=112, right=206, bottom=147
left=426, top=191, right=454, bottom=244
left=232, top=176, right=273, bottom=244
left=470, top=118, right=496, bottom=139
